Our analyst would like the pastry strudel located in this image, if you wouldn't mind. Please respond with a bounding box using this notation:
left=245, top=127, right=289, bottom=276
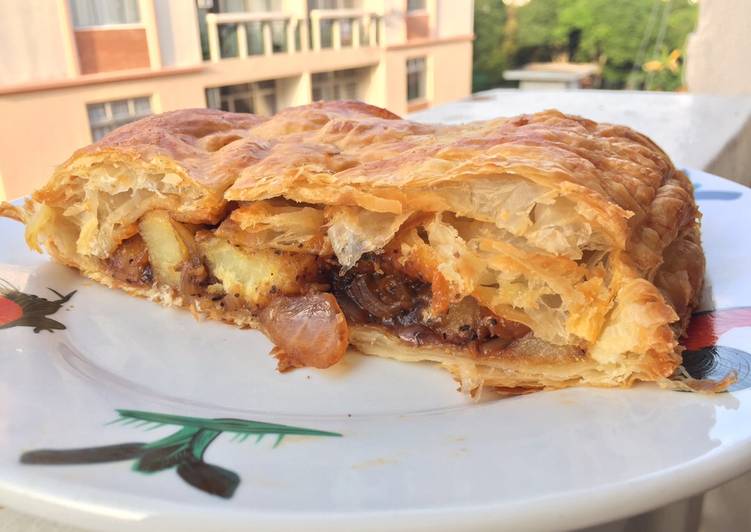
left=1, top=101, right=714, bottom=393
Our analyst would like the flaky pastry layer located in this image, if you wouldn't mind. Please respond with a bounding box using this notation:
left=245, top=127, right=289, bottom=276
left=1, top=101, right=709, bottom=393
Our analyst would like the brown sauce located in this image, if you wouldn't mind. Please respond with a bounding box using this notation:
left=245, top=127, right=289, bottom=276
left=327, top=254, right=530, bottom=353
left=106, top=235, right=153, bottom=286
left=106, top=232, right=530, bottom=358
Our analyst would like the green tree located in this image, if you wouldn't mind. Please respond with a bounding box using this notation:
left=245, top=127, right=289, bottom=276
left=516, top=0, right=567, bottom=62
left=556, top=0, right=658, bottom=87
left=555, top=0, right=697, bottom=88
left=472, top=0, right=699, bottom=91
left=472, top=0, right=507, bottom=92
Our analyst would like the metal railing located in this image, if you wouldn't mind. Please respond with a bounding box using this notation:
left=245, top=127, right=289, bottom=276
left=204, top=9, right=380, bottom=62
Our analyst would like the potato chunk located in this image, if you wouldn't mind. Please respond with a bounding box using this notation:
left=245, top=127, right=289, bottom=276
left=199, top=235, right=317, bottom=307
left=139, top=210, right=194, bottom=287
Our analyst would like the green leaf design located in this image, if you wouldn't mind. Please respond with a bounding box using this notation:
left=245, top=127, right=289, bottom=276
left=21, top=409, right=342, bottom=499
left=115, top=409, right=342, bottom=438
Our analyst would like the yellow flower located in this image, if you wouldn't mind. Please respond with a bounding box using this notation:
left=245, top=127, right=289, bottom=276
left=643, top=60, right=663, bottom=72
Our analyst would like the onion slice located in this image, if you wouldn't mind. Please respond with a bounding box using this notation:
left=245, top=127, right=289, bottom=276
left=260, top=293, right=349, bottom=370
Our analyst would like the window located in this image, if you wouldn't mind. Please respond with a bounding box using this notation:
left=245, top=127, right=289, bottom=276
left=247, top=21, right=265, bottom=55
left=312, top=69, right=360, bottom=101
left=340, top=18, right=353, bottom=47
left=205, top=80, right=277, bottom=115
left=271, top=20, right=288, bottom=53
left=219, top=23, right=240, bottom=58
left=87, top=97, right=151, bottom=141
left=406, top=57, right=426, bottom=101
left=71, top=0, right=140, bottom=28
left=309, top=0, right=356, bottom=8
left=319, top=19, right=334, bottom=48
left=218, top=0, right=281, bottom=12
left=407, top=0, right=426, bottom=12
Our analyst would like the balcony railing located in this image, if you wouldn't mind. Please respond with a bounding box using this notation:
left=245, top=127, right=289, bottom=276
left=204, top=9, right=380, bottom=62
left=309, top=9, right=379, bottom=50
left=205, top=12, right=298, bottom=62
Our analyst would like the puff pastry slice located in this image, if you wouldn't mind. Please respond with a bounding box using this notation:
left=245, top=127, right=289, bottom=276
left=1, top=101, right=713, bottom=393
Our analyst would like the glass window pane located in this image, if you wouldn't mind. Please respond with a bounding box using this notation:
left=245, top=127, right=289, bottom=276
left=71, top=0, right=140, bottom=28
left=110, top=100, right=131, bottom=119
left=359, top=18, right=369, bottom=46
left=344, top=82, right=357, bottom=100
left=197, top=6, right=211, bottom=60
left=133, top=97, right=151, bottom=116
left=271, top=20, right=287, bottom=53
left=407, top=73, right=417, bottom=100
left=87, top=103, right=107, bottom=125
left=206, top=88, right=222, bottom=109
left=219, top=24, right=239, bottom=58
left=407, top=60, right=425, bottom=101
left=247, top=22, right=264, bottom=55
left=262, top=93, right=277, bottom=115
left=91, top=126, right=112, bottom=141
left=320, top=19, right=333, bottom=49
left=219, top=0, right=247, bottom=13
left=406, top=57, right=426, bottom=101
left=233, top=98, right=252, bottom=114
left=340, top=19, right=352, bottom=47
left=87, top=96, right=151, bottom=142
left=407, top=0, right=426, bottom=12
left=246, top=0, right=280, bottom=11
left=209, top=81, right=277, bottom=115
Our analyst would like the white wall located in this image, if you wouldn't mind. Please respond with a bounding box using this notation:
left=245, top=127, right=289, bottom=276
left=154, top=0, right=203, bottom=68
left=0, top=1, right=70, bottom=85
left=370, top=0, right=406, bottom=46
left=686, top=0, right=751, bottom=95
left=276, top=73, right=311, bottom=107
left=437, top=0, right=473, bottom=38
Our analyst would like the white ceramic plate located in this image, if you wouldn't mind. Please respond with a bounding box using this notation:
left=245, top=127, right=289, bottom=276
left=1, top=169, right=750, bottom=532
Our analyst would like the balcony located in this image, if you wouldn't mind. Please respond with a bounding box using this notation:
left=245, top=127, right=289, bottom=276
left=205, top=11, right=295, bottom=61
left=203, top=8, right=381, bottom=63
left=309, top=9, right=379, bottom=50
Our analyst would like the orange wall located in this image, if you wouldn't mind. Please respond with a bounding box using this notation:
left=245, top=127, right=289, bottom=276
left=382, top=39, right=473, bottom=116
left=75, top=29, right=151, bottom=74
left=0, top=73, right=206, bottom=199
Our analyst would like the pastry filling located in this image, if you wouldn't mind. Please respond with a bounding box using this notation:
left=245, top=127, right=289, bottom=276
left=327, top=255, right=529, bottom=350
left=104, top=210, right=532, bottom=371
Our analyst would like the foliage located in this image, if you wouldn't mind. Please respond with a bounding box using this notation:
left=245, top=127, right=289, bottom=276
left=516, top=0, right=566, bottom=60
left=472, top=0, right=699, bottom=91
left=472, top=0, right=508, bottom=92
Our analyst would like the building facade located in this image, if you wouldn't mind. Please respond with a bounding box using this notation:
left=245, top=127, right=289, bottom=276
left=0, top=0, right=474, bottom=200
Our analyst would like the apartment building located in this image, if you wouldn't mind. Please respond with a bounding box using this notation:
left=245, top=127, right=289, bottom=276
left=0, top=0, right=474, bottom=200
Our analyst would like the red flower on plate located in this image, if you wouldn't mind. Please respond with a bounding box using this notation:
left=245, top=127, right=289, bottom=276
left=0, top=279, right=76, bottom=333
left=682, top=308, right=751, bottom=391
left=0, top=295, right=23, bottom=326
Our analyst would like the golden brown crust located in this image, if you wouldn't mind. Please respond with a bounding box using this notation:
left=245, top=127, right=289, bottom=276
left=0, top=101, right=707, bottom=392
